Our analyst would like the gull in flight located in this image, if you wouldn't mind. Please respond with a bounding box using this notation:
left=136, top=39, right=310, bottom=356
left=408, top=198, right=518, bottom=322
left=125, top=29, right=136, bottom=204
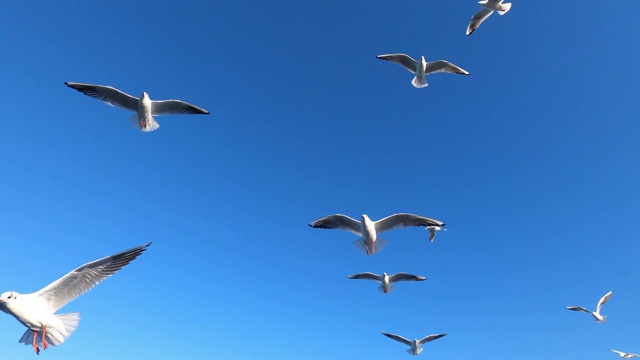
left=347, top=272, right=426, bottom=293
left=381, top=331, right=447, bottom=355
left=609, top=350, right=639, bottom=358
left=308, top=213, right=445, bottom=255
left=566, top=291, right=613, bottom=323
left=466, top=0, right=512, bottom=36
left=0, top=243, right=150, bottom=354
left=376, top=53, right=469, bottom=88
left=426, top=226, right=446, bottom=242
left=65, top=82, right=209, bottom=132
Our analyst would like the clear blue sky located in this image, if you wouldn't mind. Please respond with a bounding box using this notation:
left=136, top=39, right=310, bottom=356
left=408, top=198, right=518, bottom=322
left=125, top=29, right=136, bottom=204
left=0, top=1, right=639, bottom=359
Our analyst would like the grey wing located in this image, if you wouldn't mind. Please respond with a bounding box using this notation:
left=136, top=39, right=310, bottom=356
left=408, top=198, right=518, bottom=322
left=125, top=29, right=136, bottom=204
left=376, top=54, right=418, bottom=74
left=381, top=332, right=412, bottom=346
left=64, top=82, right=139, bottom=111
left=35, top=243, right=151, bottom=313
left=596, top=291, right=613, bottom=313
left=388, top=272, right=427, bottom=283
left=347, top=272, right=381, bottom=281
left=418, top=333, right=447, bottom=345
left=424, top=61, right=470, bottom=76
left=151, top=100, right=210, bottom=116
left=466, top=8, right=493, bottom=35
left=308, top=214, right=362, bottom=235
left=566, top=306, right=591, bottom=313
left=374, top=213, right=445, bottom=234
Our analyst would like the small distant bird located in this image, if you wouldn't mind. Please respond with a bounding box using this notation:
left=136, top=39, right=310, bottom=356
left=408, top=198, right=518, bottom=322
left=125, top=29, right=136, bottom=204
left=566, top=291, right=613, bottom=323
left=308, top=213, right=445, bottom=255
left=347, top=272, right=426, bottom=293
left=609, top=350, right=639, bottom=358
left=376, top=54, right=469, bottom=88
left=381, top=331, right=447, bottom=355
left=0, top=243, right=150, bottom=354
left=466, top=0, right=512, bottom=36
left=65, top=82, right=209, bottom=132
left=426, top=226, right=446, bottom=242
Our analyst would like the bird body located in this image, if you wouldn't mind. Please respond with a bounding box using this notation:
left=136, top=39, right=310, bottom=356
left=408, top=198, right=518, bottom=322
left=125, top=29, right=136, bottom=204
left=466, top=0, right=512, bottom=35
left=0, top=243, right=150, bottom=354
left=376, top=54, right=469, bottom=88
left=566, top=291, right=613, bottom=323
left=347, top=272, right=427, bottom=293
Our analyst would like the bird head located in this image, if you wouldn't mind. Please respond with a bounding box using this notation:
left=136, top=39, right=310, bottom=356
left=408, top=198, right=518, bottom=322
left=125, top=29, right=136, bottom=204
left=361, top=214, right=370, bottom=222
left=0, top=291, right=18, bottom=304
left=141, top=92, right=150, bottom=100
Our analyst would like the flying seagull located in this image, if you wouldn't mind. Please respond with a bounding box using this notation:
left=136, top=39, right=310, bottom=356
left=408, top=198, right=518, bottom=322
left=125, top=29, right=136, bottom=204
left=381, top=331, right=447, bottom=355
left=609, top=350, right=639, bottom=358
left=0, top=243, right=150, bottom=354
left=65, top=82, right=209, bottom=132
left=466, top=0, right=512, bottom=36
left=376, top=54, right=469, bottom=88
left=308, top=213, right=445, bottom=255
left=426, top=226, right=446, bottom=242
left=347, top=272, right=426, bottom=293
left=566, top=291, right=613, bottom=323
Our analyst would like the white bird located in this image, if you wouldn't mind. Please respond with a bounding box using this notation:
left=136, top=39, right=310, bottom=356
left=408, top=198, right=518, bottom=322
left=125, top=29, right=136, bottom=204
left=0, top=243, right=150, bottom=354
left=347, top=272, right=426, bottom=293
left=65, top=82, right=209, bottom=132
left=308, top=213, right=445, bottom=255
left=609, top=350, right=640, bottom=358
left=466, top=0, right=512, bottom=36
left=376, top=53, right=469, bottom=88
left=566, top=291, right=613, bottom=323
left=425, top=226, right=446, bottom=242
left=381, top=331, right=447, bottom=355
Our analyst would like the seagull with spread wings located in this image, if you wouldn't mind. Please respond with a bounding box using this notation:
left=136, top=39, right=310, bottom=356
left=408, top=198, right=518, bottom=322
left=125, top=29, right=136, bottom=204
left=376, top=54, right=469, bottom=88
left=566, top=291, right=613, bottom=323
left=0, top=243, right=150, bottom=354
left=308, top=213, right=445, bottom=255
left=347, top=272, right=426, bottom=293
left=466, top=0, right=512, bottom=36
left=609, top=350, right=639, bottom=358
left=381, top=331, right=447, bottom=355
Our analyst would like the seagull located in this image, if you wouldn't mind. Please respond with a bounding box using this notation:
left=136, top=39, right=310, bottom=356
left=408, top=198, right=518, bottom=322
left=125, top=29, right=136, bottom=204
left=65, top=82, right=209, bottom=132
left=566, top=291, right=613, bottom=323
left=609, top=350, right=640, bottom=358
left=381, top=331, right=447, bottom=355
left=308, top=213, right=445, bottom=255
left=376, top=53, right=469, bottom=88
left=347, top=272, right=426, bottom=293
left=0, top=243, right=150, bottom=354
left=466, top=0, right=512, bottom=36
left=425, top=226, right=446, bottom=242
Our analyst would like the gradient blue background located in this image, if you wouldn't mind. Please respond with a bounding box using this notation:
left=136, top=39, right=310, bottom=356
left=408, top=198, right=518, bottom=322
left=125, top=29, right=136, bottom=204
left=0, top=1, right=639, bottom=359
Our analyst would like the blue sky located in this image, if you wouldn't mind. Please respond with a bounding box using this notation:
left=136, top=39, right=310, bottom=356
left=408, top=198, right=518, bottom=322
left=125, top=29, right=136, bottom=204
left=0, top=1, right=639, bottom=359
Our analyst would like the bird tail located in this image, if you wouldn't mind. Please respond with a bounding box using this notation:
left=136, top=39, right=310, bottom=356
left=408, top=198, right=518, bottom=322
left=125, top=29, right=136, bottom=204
left=498, top=3, right=511, bottom=15
left=377, top=284, right=394, bottom=294
left=408, top=348, right=423, bottom=355
left=411, top=76, right=428, bottom=88
left=352, top=238, right=388, bottom=255
left=129, top=115, right=160, bottom=132
left=19, top=313, right=80, bottom=347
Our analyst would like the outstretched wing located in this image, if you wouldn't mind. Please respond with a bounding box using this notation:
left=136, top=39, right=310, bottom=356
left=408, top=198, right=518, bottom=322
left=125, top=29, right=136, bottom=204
left=418, top=333, right=447, bottom=345
left=596, top=291, right=613, bottom=313
left=466, top=8, right=493, bottom=36
left=347, top=272, right=381, bottom=281
left=424, top=60, right=470, bottom=76
left=308, top=214, right=362, bottom=235
left=388, top=272, right=427, bottom=283
left=566, top=306, right=591, bottom=313
left=376, top=54, right=418, bottom=74
left=374, top=213, right=445, bottom=234
left=151, top=100, right=209, bottom=116
left=65, top=82, right=139, bottom=111
left=381, top=332, right=412, bottom=346
left=35, top=243, right=151, bottom=313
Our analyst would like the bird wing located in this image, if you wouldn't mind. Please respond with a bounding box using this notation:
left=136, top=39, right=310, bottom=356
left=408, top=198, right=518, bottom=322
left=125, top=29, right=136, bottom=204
left=381, top=332, right=412, bottom=346
left=347, top=272, right=381, bottom=281
left=376, top=54, right=418, bottom=74
left=609, top=350, right=625, bottom=356
left=424, top=60, right=469, bottom=76
left=388, top=272, right=427, bottom=283
left=418, top=333, right=447, bottom=345
left=374, top=213, right=445, bottom=234
left=466, top=8, right=493, bottom=36
left=566, top=306, right=591, bottom=313
left=35, top=243, right=151, bottom=313
left=308, top=214, right=362, bottom=235
left=151, top=100, right=210, bottom=116
left=65, top=82, right=139, bottom=111
left=596, top=291, right=613, bottom=313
